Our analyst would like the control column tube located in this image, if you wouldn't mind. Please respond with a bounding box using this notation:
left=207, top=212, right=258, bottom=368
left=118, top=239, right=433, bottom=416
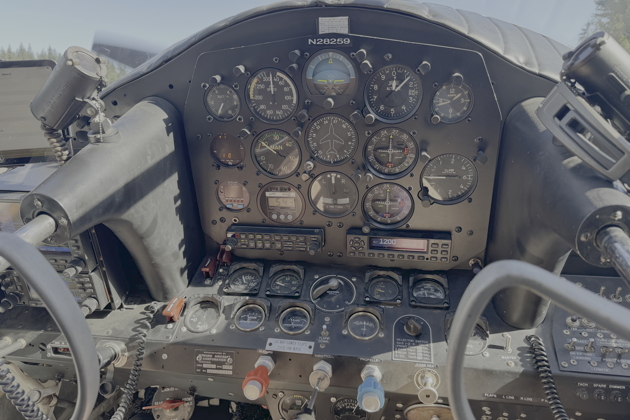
left=242, top=356, right=275, bottom=401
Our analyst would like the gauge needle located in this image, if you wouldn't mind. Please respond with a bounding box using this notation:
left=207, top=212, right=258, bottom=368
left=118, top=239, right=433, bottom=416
left=259, top=141, right=278, bottom=155
left=452, top=93, right=462, bottom=101
left=218, top=103, right=224, bottom=115
left=269, top=71, right=276, bottom=103
left=395, top=75, right=411, bottom=91
left=424, top=175, right=459, bottom=179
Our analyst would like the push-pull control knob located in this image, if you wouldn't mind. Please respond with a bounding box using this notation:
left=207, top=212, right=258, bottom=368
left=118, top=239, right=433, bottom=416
left=308, top=241, right=321, bottom=256
left=416, top=369, right=439, bottom=404
left=358, top=365, right=385, bottom=413
left=62, top=258, right=86, bottom=278
left=242, top=356, right=275, bottom=401
left=225, top=237, right=238, bottom=252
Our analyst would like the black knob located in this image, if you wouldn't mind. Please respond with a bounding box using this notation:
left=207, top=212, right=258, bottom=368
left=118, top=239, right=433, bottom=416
left=291, top=126, right=302, bottom=139
left=362, top=223, right=371, bottom=234
left=323, top=98, right=335, bottom=110
left=593, top=389, right=607, bottom=401
left=475, top=150, right=488, bottom=165
left=351, top=168, right=362, bottom=182
left=404, top=318, right=423, bottom=336
left=225, top=237, right=238, bottom=252
left=286, top=64, right=299, bottom=77
left=451, top=73, right=464, bottom=85
left=350, top=110, right=362, bottom=123
left=611, top=390, right=624, bottom=403
left=575, top=388, right=588, bottom=401
left=360, top=60, right=373, bottom=74
left=417, top=61, right=431, bottom=75
left=364, top=113, right=375, bottom=125
left=354, top=49, right=367, bottom=62
left=239, top=126, right=252, bottom=139
left=210, top=75, right=222, bottom=86
left=297, top=109, right=309, bottom=123
left=233, top=65, right=246, bottom=78
left=0, top=293, right=20, bottom=314
left=308, top=241, right=321, bottom=256
left=421, top=195, right=432, bottom=208
left=431, top=115, right=441, bottom=124
left=289, top=50, right=301, bottom=63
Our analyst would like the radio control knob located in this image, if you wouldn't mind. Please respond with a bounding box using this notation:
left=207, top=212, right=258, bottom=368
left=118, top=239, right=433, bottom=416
left=308, top=241, right=321, bottom=256
left=225, top=237, right=238, bottom=252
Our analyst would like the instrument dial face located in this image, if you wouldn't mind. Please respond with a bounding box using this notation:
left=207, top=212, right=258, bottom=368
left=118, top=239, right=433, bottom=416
left=309, top=172, right=359, bottom=218
left=210, top=133, right=245, bottom=167
left=412, top=280, right=446, bottom=304
left=310, top=275, right=356, bottom=313
left=363, top=183, right=414, bottom=228
left=227, top=268, right=261, bottom=294
left=347, top=312, right=380, bottom=340
left=332, top=398, right=367, bottom=420
left=234, top=304, right=265, bottom=332
left=258, top=182, right=305, bottom=224
left=304, top=49, right=357, bottom=108
left=252, top=130, right=301, bottom=178
left=184, top=301, right=220, bottom=333
left=279, top=307, right=310, bottom=335
left=365, top=65, right=422, bottom=122
left=279, top=395, right=309, bottom=420
left=268, top=270, right=303, bottom=296
left=364, top=128, right=418, bottom=178
left=431, top=82, right=473, bottom=123
left=306, top=115, right=358, bottom=165
left=216, top=180, right=249, bottom=211
left=421, top=154, right=478, bottom=204
left=246, top=69, right=298, bottom=123
left=205, top=83, right=240, bottom=122
left=366, top=276, right=400, bottom=302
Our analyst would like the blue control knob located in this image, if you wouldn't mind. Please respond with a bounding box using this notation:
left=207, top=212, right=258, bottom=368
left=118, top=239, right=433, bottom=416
left=357, top=376, right=385, bottom=413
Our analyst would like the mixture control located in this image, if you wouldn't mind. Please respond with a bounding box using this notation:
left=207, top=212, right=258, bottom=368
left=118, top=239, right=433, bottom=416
left=357, top=365, right=385, bottom=413
left=415, top=369, right=440, bottom=404
left=242, top=356, right=275, bottom=401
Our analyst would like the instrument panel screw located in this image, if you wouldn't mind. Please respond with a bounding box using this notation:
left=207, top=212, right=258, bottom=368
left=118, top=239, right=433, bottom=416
left=452, top=256, right=459, bottom=262
left=342, top=329, right=348, bottom=335
left=273, top=57, right=280, bottom=63
left=455, top=227, right=462, bottom=233
left=211, top=220, right=217, bottom=225
left=612, top=211, right=623, bottom=220
left=162, top=354, right=168, bottom=360
left=196, top=134, right=202, bottom=140
left=561, top=362, right=568, bottom=367
left=482, top=351, right=489, bottom=357
left=34, top=198, right=42, bottom=208
left=201, top=82, right=209, bottom=89
left=58, top=217, right=68, bottom=226
left=467, top=230, right=474, bottom=236
left=580, top=232, right=591, bottom=242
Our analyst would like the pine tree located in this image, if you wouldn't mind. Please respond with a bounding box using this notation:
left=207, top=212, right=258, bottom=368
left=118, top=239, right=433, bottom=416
left=582, top=0, right=630, bottom=51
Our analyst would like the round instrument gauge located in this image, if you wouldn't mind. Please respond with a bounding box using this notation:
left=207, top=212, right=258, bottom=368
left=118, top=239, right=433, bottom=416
left=366, top=276, right=400, bottom=302
left=216, top=181, right=249, bottom=211
left=347, top=312, right=380, bottom=340
left=412, top=280, right=446, bottom=305
left=364, top=128, right=418, bottom=178
left=279, top=307, right=311, bottom=335
left=258, top=182, right=305, bottom=224
left=309, top=172, right=359, bottom=218
left=431, top=82, right=473, bottom=123
left=446, top=323, right=488, bottom=356
left=365, top=65, right=422, bottom=123
left=252, top=130, right=301, bottom=178
left=227, top=268, right=261, bottom=294
left=246, top=69, right=298, bottom=123
left=332, top=398, right=367, bottom=420
left=363, top=183, right=414, bottom=229
left=210, top=133, right=245, bottom=167
left=310, top=275, right=356, bottom=313
left=421, top=154, right=477, bottom=204
left=234, top=304, right=265, bottom=332
left=305, top=115, right=358, bottom=165
left=184, top=300, right=220, bottom=333
left=268, top=270, right=303, bottom=296
left=304, top=49, right=357, bottom=108
left=205, top=83, right=240, bottom=122
left=279, top=394, right=309, bottom=420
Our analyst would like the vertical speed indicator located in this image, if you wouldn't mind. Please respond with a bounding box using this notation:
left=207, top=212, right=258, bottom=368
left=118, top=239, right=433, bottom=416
left=246, top=69, right=298, bottom=123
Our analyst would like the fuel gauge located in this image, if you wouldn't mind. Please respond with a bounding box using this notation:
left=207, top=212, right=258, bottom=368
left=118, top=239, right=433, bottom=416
left=347, top=312, right=380, bottom=340
left=279, top=307, right=311, bottom=335
left=234, top=304, right=265, bottom=332
left=410, top=275, right=450, bottom=309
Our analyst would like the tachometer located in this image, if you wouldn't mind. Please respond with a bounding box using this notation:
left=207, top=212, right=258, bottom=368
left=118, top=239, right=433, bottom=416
left=363, top=183, right=414, bottom=228
left=252, top=130, right=301, bottom=178
left=205, top=83, right=240, bottom=122
left=246, top=69, right=298, bottom=123
left=309, top=172, right=359, bottom=218
left=364, top=128, right=418, bottom=178
left=421, top=154, right=477, bottom=204
left=365, top=65, right=422, bottom=122
left=304, top=49, right=357, bottom=108
left=305, top=115, right=358, bottom=165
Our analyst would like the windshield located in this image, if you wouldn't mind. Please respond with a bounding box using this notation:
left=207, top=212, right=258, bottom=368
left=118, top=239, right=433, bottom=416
left=0, top=0, right=614, bottom=82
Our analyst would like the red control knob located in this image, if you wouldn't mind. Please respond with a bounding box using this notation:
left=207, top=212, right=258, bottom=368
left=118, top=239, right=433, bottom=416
left=242, top=366, right=270, bottom=400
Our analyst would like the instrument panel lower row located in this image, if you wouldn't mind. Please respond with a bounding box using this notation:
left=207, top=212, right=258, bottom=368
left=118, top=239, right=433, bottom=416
left=184, top=33, right=502, bottom=269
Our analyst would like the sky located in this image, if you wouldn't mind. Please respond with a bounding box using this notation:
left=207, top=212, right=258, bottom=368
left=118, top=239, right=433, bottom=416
left=2, top=0, right=597, bottom=57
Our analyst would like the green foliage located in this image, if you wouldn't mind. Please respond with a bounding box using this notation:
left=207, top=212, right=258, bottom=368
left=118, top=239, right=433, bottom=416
left=582, top=0, right=630, bottom=51
left=0, top=44, right=127, bottom=83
